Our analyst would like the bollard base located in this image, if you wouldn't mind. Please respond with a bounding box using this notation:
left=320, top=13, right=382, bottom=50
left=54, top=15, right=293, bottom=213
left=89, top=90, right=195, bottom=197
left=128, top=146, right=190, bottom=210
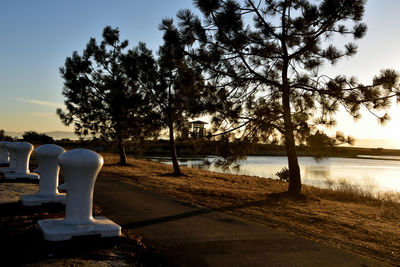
left=38, top=217, right=121, bottom=241
left=4, top=172, right=39, bottom=180
left=0, top=167, right=14, bottom=174
left=20, top=193, right=66, bottom=206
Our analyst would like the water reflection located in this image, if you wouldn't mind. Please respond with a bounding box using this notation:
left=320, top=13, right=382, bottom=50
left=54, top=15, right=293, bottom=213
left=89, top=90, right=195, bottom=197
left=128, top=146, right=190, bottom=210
left=148, top=156, right=400, bottom=193
left=303, top=165, right=331, bottom=188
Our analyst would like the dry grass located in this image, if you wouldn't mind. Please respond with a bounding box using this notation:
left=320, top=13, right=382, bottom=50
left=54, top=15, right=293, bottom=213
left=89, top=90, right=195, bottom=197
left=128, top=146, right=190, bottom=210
left=100, top=153, right=400, bottom=266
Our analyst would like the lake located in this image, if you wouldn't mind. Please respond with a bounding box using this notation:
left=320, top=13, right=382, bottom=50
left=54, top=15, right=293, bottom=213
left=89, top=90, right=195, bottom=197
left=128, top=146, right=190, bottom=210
left=149, top=155, right=400, bottom=193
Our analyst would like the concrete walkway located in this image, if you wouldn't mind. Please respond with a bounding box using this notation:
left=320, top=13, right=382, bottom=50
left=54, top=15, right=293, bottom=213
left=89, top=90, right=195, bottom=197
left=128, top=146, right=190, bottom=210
left=94, top=177, right=388, bottom=267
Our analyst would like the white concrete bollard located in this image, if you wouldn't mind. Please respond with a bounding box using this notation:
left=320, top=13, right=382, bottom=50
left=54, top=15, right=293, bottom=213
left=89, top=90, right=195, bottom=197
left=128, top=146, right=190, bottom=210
left=4, top=142, right=39, bottom=180
left=0, top=141, right=9, bottom=165
left=20, top=144, right=66, bottom=206
left=38, top=149, right=121, bottom=241
left=60, top=149, right=100, bottom=224
left=0, top=142, right=17, bottom=174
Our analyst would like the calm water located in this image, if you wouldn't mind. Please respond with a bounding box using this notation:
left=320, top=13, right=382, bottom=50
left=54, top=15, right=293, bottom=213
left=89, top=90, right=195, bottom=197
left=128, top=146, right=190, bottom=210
left=150, top=155, right=400, bottom=193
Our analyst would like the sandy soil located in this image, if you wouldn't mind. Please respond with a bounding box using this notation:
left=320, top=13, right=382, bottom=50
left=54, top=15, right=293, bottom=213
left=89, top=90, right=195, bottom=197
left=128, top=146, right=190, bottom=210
left=0, top=182, right=38, bottom=203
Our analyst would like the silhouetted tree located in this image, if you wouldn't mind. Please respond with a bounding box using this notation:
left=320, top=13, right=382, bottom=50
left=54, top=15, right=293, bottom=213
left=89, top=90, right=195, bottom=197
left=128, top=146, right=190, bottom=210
left=57, top=26, right=159, bottom=165
left=0, top=130, right=5, bottom=141
left=177, top=0, right=400, bottom=194
left=22, top=131, right=54, bottom=144
left=0, top=130, right=12, bottom=141
left=126, top=20, right=205, bottom=176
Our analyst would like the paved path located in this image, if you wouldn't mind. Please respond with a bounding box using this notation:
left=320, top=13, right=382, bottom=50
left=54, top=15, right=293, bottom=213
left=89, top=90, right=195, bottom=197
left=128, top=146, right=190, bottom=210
left=94, top=177, right=388, bottom=267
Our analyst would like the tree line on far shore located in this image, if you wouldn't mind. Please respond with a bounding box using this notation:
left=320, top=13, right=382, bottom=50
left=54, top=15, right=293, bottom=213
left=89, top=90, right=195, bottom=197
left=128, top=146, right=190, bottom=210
left=0, top=130, right=55, bottom=143
left=56, top=0, right=400, bottom=195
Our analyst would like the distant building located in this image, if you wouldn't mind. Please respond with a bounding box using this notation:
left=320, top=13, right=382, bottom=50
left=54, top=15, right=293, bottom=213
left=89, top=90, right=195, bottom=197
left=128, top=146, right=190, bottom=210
left=180, top=120, right=208, bottom=139
left=190, top=120, right=207, bottom=138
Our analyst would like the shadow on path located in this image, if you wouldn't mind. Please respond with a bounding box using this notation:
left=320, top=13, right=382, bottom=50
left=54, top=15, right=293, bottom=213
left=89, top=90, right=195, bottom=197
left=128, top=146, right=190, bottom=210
left=122, top=198, right=279, bottom=229
left=0, top=201, right=64, bottom=217
left=0, top=177, right=39, bottom=184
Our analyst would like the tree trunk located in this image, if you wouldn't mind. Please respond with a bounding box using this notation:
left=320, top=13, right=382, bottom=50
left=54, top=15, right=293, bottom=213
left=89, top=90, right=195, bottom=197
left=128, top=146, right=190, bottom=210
left=282, top=67, right=302, bottom=195
left=284, top=126, right=302, bottom=194
left=117, top=136, right=127, bottom=166
left=168, top=120, right=182, bottom=176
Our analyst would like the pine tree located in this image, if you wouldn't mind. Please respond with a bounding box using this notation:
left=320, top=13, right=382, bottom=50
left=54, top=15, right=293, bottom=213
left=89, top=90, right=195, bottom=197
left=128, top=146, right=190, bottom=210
left=125, top=19, right=205, bottom=176
left=176, top=0, right=400, bottom=194
left=58, top=26, right=159, bottom=165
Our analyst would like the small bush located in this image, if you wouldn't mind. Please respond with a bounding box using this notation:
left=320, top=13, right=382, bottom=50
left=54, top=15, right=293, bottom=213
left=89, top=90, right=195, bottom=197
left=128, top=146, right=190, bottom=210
left=276, top=167, right=290, bottom=182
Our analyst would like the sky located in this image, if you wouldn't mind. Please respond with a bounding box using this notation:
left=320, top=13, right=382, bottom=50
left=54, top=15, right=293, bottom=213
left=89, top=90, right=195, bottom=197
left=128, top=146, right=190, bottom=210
left=0, top=0, right=400, bottom=147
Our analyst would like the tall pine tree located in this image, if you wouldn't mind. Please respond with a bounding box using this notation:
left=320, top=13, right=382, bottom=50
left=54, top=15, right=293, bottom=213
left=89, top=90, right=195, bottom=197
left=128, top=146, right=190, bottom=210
left=125, top=19, right=205, bottom=175
left=177, top=0, right=400, bottom=194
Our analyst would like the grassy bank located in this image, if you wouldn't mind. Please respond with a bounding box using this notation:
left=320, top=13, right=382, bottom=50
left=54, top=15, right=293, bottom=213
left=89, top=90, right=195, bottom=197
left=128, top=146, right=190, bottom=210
left=100, top=153, right=400, bottom=266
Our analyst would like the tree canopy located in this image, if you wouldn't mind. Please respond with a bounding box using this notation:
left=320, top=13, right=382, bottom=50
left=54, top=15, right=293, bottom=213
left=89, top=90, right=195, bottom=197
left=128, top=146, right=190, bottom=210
left=175, top=0, right=400, bottom=194
left=57, top=26, right=160, bottom=165
left=22, top=131, right=54, bottom=144
left=0, top=130, right=13, bottom=141
left=125, top=19, right=205, bottom=175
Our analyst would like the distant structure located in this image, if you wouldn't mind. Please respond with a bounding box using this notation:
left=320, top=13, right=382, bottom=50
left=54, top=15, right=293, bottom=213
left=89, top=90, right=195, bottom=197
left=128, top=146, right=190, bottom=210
left=181, top=120, right=208, bottom=139
left=191, top=120, right=207, bottom=138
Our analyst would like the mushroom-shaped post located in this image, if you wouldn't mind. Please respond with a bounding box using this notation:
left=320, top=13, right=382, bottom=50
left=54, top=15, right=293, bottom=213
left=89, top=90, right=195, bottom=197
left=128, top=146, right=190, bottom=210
left=0, top=141, right=9, bottom=166
left=0, top=142, right=16, bottom=174
left=38, top=149, right=121, bottom=241
left=20, top=144, right=66, bottom=206
left=5, top=142, right=38, bottom=179
left=60, top=149, right=102, bottom=224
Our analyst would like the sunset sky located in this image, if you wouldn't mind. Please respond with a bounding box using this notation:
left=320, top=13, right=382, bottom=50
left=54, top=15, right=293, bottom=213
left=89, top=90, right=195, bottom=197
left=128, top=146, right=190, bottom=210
left=0, top=0, right=399, bottom=147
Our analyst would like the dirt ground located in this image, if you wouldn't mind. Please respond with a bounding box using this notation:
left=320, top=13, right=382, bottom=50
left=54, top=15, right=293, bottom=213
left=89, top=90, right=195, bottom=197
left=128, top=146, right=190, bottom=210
left=99, top=153, right=400, bottom=266
left=0, top=182, right=37, bottom=203
left=0, top=181, right=169, bottom=266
